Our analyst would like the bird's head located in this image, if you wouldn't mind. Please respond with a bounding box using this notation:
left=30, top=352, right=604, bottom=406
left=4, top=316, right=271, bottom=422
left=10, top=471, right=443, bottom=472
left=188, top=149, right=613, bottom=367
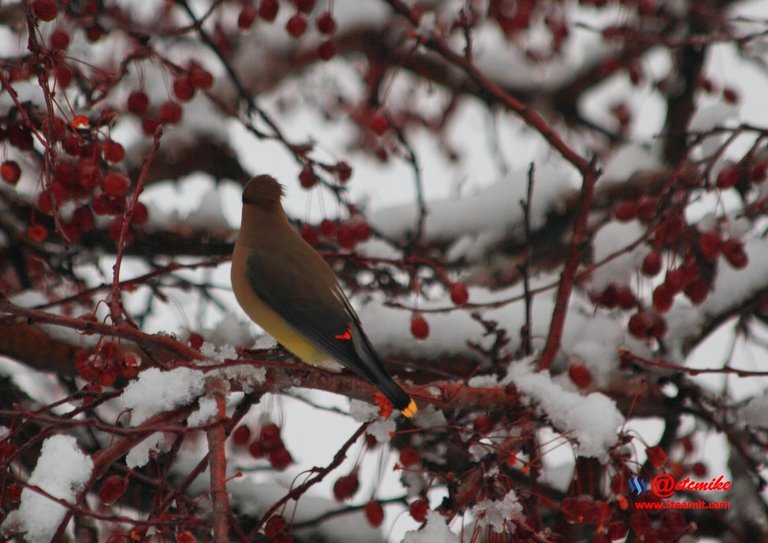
left=242, top=175, right=285, bottom=208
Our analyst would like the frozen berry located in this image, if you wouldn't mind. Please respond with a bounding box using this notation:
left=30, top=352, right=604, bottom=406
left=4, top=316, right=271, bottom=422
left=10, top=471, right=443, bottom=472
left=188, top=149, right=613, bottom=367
left=1, top=160, right=21, bottom=185
left=102, top=172, right=130, bottom=196
left=32, top=0, right=57, bottom=21
left=259, top=0, right=279, bottom=21
left=450, top=283, right=469, bottom=305
left=716, top=166, right=739, bottom=189
left=286, top=14, right=307, bottom=37
left=409, top=499, right=429, bottom=522
left=49, top=28, right=70, bottom=50
left=159, top=100, right=183, bottom=124
left=173, top=78, right=195, bottom=101
left=364, top=501, right=384, bottom=528
left=410, top=314, right=429, bottom=339
left=298, top=166, right=316, bottom=188
left=399, top=447, right=420, bottom=467
left=316, top=11, right=337, bottom=34
left=317, top=39, right=336, bottom=60
left=641, top=251, right=662, bottom=276
left=127, top=91, right=150, bottom=116
left=238, top=5, right=258, bottom=29
left=232, top=425, right=251, bottom=446
left=99, top=475, right=127, bottom=505
left=568, top=364, right=592, bottom=388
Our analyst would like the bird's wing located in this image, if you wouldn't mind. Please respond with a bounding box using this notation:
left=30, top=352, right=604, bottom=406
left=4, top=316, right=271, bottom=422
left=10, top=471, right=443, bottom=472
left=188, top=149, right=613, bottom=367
left=245, top=248, right=381, bottom=383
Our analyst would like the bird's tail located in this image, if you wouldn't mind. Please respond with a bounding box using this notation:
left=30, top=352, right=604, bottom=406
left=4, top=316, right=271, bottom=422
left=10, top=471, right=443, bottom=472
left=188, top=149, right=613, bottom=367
left=351, top=331, right=417, bottom=418
left=375, top=374, right=417, bottom=418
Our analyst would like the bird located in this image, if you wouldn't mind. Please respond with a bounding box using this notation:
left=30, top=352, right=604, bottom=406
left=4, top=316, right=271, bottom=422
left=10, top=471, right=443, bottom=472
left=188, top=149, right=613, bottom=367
left=230, top=175, right=417, bottom=418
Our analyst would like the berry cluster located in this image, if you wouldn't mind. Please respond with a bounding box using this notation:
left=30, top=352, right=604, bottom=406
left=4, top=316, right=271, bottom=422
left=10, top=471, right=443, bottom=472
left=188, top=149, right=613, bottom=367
left=233, top=422, right=293, bottom=470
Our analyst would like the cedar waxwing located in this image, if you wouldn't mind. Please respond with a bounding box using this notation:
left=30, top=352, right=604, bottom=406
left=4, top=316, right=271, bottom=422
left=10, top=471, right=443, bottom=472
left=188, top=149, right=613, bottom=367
left=231, top=175, right=417, bottom=418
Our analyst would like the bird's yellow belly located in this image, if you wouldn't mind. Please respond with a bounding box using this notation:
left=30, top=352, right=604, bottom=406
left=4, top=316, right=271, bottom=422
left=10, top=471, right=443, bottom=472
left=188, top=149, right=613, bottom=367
left=230, top=248, right=339, bottom=369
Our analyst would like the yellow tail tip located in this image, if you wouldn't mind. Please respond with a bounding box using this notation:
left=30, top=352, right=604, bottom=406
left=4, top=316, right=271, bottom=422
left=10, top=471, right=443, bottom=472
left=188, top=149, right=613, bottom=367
left=401, top=399, right=418, bottom=418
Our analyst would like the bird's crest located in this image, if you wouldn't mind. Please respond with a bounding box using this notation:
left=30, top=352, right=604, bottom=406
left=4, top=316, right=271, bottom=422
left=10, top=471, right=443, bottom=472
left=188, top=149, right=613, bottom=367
left=242, top=175, right=285, bottom=207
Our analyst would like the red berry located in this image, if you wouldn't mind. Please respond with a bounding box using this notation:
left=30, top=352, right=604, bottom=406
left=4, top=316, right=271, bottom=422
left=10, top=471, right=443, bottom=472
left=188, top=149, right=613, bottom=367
left=596, top=284, right=618, bottom=308
left=369, top=114, right=389, bottom=136
left=286, top=14, right=307, bottom=37
left=132, top=201, right=149, bottom=224
left=607, top=521, right=628, bottom=541
left=91, top=193, right=124, bottom=216
left=721, top=238, right=748, bottom=269
left=637, top=197, right=658, bottom=221
left=142, top=116, right=161, bottom=136
left=32, top=0, right=57, bottom=21
left=691, top=462, right=707, bottom=477
left=103, top=141, right=125, bottom=163
left=316, top=11, right=337, bottom=34
left=43, top=114, right=67, bottom=140
left=722, top=87, right=739, bottom=104
left=298, top=165, right=316, bottom=188
left=592, top=533, right=611, bottom=543
left=248, top=440, right=265, bottom=458
left=49, top=28, right=70, bottom=50
left=750, top=161, right=768, bottom=183
left=665, top=268, right=689, bottom=293
left=409, top=499, right=429, bottom=522
left=333, top=473, right=359, bottom=501
left=259, top=0, right=279, bottom=21
left=269, top=447, right=292, bottom=470
left=159, top=100, right=183, bottom=124
left=614, top=202, right=637, bottom=222
left=72, top=206, right=94, bottom=232
left=232, top=425, right=251, bottom=446
left=336, top=224, right=356, bottom=249
left=568, top=364, right=592, bottom=388
left=716, top=166, right=739, bottom=188
left=301, top=224, right=318, bottom=245
left=351, top=220, right=372, bottom=242
left=472, top=414, right=492, bottom=434
left=102, top=172, right=130, bottom=196
left=189, top=333, right=204, bottom=349
left=317, top=39, right=336, bottom=61
left=364, top=501, right=384, bottom=528
left=127, top=91, right=150, bottom=115
left=54, top=64, right=72, bottom=87
left=641, top=251, right=662, bottom=276
left=645, top=445, right=668, bottom=468
left=173, top=78, right=195, bottom=101
left=294, top=0, right=315, bottom=12
left=264, top=515, right=287, bottom=537
left=176, top=531, right=195, bottom=543
left=615, top=286, right=636, bottom=309
left=399, top=447, right=420, bottom=467
left=108, top=217, right=133, bottom=246
left=319, top=219, right=336, bottom=238
left=450, top=283, right=469, bottom=305
left=410, top=314, right=429, bottom=339
left=652, top=284, right=674, bottom=313
left=1, top=160, right=21, bottom=185
left=85, top=24, right=104, bottom=42
left=336, top=161, right=352, bottom=181
left=260, top=423, right=282, bottom=450
left=7, top=122, right=33, bottom=150
left=189, top=67, right=213, bottom=89
left=99, top=475, right=127, bottom=505
left=27, top=224, right=47, bottom=243
left=238, top=5, right=258, bottom=29
left=636, top=0, right=656, bottom=16
left=698, top=231, right=721, bottom=260
left=628, top=312, right=651, bottom=339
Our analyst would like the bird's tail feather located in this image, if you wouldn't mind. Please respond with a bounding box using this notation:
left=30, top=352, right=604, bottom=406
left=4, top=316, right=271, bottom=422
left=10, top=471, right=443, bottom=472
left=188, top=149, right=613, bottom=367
left=351, top=331, right=417, bottom=417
